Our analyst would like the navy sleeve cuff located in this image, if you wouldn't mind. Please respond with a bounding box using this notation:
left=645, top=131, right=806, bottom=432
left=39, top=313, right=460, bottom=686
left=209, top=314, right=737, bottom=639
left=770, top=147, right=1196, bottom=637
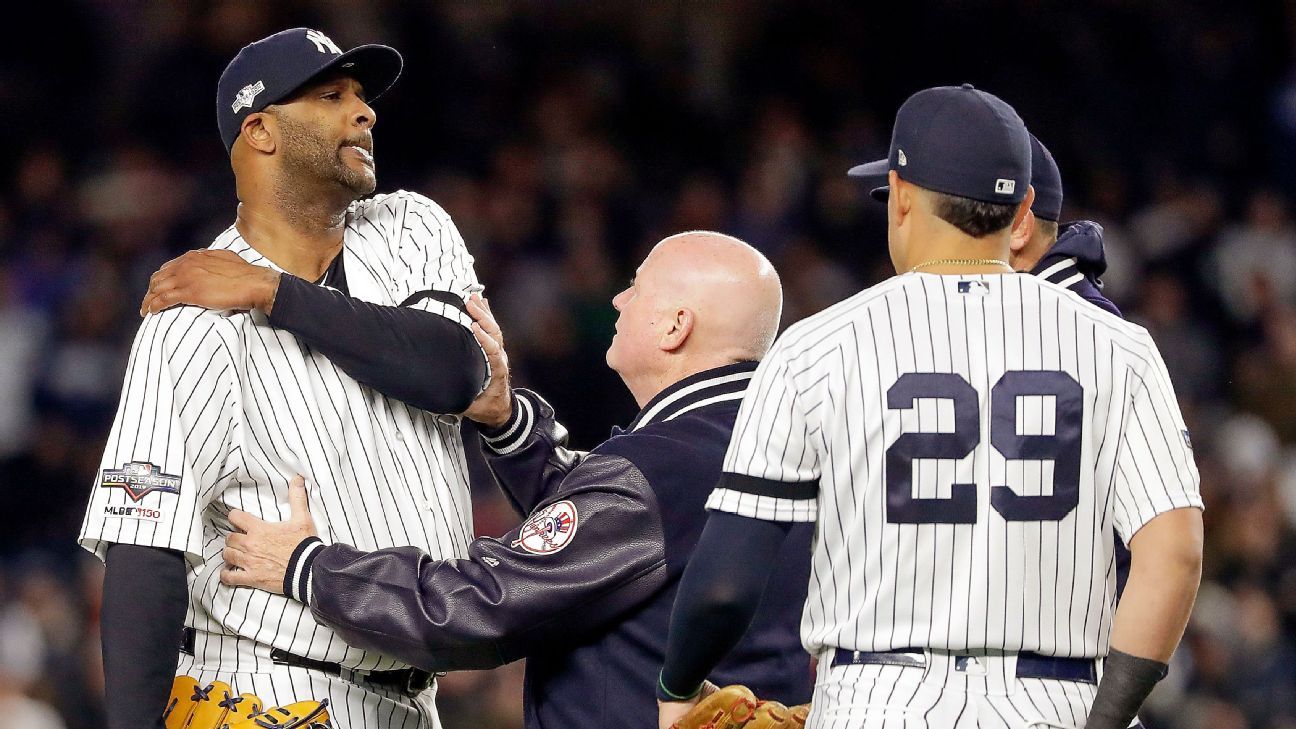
left=480, top=392, right=534, bottom=455
left=284, top=537, right=325, bottom=605
left=657, top=670, right=704, bottom=702
left=265, top=273, right=309, bottom=328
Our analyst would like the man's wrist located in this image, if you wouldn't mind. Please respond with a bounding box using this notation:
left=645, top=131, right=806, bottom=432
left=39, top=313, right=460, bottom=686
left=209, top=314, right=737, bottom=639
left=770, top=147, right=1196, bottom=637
left=260, top=271, right=282, bottom=315
left=478, top=390, right=520, bottom=437
left=283, top=536, right=325, bottom=604
left=480, top=391, right=516, bottom=431
left=1088, top=649, right=1168, bottom=729
left=656, top=670, right=703, bottom=702
left=480, top=392, right=534, bottom=455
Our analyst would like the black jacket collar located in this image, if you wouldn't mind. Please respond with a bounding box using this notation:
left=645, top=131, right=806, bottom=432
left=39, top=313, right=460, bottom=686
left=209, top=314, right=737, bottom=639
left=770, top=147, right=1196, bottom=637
left=1031, top=219, right=1108, bottom=285
left=625, top=361, right=760, bottom=433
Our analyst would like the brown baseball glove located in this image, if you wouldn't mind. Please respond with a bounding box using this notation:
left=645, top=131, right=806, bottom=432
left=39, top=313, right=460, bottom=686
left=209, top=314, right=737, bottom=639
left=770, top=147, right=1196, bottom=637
left=670, top=684, right=756, bottom=729
left=746, top=700, right=812, bottom=728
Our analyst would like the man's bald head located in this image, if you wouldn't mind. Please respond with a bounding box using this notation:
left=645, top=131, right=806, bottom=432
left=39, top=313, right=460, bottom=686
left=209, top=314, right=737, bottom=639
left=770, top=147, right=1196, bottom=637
left=606, top=231, right=783, bottom=407
left=651, top=231, right=783, bottom=358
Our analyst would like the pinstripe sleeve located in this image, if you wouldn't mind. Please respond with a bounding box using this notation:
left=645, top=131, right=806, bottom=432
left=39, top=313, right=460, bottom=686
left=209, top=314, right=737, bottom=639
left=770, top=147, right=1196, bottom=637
left=388, top=191, right=484, bottom=331
left=707, top=344, right=820, bottom=522
left=78, top=309, right=240, bottom=563
left=1111, top=338, right=1203, bottom=541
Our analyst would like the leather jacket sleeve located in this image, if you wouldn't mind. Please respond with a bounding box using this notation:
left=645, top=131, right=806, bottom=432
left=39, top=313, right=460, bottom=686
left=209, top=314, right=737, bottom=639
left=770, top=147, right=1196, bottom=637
left=301, top=451, right=669, bottom=672
left=477, top=389, right=589, bottom=516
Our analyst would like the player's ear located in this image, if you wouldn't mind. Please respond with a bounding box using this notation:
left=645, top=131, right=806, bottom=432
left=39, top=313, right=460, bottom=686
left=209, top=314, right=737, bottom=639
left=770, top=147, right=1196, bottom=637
left=240, top=111, right=277, bottom=154
left=890, top=171, right=912, bottom=225
left=1011, top=185, right=1036, bottom=236
left=660, top=307, right=695, bottom=352
left=1010, top=208, right=1036, bottom=254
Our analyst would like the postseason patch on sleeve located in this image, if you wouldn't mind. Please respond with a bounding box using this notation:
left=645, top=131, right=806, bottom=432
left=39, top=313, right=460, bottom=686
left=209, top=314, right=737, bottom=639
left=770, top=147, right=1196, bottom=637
left=100, top=461, right=182, bottom=502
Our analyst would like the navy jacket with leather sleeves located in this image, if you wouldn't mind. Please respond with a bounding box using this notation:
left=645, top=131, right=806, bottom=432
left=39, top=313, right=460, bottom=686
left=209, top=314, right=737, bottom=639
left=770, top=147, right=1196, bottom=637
left=293, top=362, right=814, bottom=728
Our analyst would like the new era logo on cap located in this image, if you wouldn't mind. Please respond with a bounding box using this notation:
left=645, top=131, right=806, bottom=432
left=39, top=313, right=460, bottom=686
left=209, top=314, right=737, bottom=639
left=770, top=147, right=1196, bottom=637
left=995, top=178, right=1016, bottom=195
left=897, top=149, right=908, bottom=166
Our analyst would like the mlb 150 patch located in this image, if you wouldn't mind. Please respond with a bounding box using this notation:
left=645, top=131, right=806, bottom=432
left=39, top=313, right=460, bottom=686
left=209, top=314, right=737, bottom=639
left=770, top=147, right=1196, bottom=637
left=101, top=461, right=182, bottom=502
left=102, top=505, right=166, bottom=522
left=512, top=500, right=579, bottom=555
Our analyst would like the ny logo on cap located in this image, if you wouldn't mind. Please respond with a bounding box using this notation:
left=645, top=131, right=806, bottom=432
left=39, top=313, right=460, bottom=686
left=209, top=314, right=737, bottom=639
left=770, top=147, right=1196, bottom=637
left=995, top=178, right=1016, bottom=195
left=231, top=80, right=265, bottom=113
left=306, top=29, right=342, bottom=55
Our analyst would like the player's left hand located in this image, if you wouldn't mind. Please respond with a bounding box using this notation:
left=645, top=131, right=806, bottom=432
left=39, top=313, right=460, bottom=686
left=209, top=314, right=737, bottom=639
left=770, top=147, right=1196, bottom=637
left=140, top=249, right=281, bottom=317
left=221, top=475, right=318, bottom=594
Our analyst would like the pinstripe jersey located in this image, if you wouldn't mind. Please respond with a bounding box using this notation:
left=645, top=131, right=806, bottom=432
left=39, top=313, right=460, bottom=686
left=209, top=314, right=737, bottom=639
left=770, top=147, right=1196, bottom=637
left=707, top=272, right=1202, bottom=659
left=79, top=189, right=480, bottom=674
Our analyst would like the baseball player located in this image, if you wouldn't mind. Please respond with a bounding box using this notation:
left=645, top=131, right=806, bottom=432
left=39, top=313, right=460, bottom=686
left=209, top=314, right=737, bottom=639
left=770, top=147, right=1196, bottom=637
left=210, top=232, right=816, bottom=728
left=79, top=28, right=488, bottom=729
left=853, top=132, right=1135, bottom=598
left=853, top=134, right=1120, bottom=316
left=657, top=85, right=1203, bottom=729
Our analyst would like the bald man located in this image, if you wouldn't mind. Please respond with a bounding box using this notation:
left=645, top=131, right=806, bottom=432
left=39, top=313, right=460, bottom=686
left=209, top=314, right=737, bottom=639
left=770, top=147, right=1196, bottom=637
left=221, top=231, right=815, bottom=729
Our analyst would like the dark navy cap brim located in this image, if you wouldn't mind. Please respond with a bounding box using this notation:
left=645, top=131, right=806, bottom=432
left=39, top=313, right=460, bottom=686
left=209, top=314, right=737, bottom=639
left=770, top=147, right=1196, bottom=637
left=848, top=158, right=891, bottom=202
left=847, top=158, right=889, bottom=179
left=273, top=43, right=403, bottom=108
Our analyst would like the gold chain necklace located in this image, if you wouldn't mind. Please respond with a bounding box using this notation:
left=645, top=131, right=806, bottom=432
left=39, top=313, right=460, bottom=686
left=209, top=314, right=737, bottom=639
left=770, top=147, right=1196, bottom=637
left=909, top=257, right=1012, bottom=273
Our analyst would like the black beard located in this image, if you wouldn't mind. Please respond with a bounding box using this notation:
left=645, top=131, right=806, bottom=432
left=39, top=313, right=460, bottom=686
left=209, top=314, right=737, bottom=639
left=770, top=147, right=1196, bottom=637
left=276, top=114, right=375, bottom=198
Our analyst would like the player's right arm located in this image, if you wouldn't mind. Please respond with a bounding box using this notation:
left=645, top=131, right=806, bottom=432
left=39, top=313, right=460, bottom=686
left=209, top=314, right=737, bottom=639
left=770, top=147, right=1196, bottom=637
left=140, top=193, right=491, bottom=414
left=79, top=309, right=240, bottom=729
left=139, top=247, right=486, bottom=414
left=1088, top=337, right=1204, bottom=729
left=659, top=342, right=820, bottom=714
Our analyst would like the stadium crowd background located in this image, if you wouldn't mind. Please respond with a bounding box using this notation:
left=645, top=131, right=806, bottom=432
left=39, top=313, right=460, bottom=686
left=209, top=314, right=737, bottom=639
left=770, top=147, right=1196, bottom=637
left=0, top=1, right=1294, bottom=727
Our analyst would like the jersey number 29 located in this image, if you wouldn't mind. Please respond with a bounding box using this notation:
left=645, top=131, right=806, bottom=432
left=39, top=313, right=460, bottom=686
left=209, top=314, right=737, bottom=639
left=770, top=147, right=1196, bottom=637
left=884, top=371, right=1082, bottom=524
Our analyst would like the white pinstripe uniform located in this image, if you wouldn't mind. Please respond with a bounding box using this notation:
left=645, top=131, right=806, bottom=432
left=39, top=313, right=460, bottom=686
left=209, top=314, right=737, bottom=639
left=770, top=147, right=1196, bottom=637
left=708, top=273, right=1202, bottom=728
left=79, top=190, right=482, bottom=729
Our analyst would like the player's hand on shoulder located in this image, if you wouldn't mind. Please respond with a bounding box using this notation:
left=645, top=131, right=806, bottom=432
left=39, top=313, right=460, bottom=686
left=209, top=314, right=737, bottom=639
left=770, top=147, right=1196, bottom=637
left=141, top=249, right=281, bottom=317
left=221, top=475, right=318, bottom=594
left=462, top=294, right=514, bottom=429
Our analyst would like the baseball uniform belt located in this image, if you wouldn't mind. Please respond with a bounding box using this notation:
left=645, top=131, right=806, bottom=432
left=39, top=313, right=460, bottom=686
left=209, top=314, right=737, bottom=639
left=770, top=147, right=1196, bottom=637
left=830, top=648, right=1098, bottom=684
left=181, top=627, right=435, bottom=696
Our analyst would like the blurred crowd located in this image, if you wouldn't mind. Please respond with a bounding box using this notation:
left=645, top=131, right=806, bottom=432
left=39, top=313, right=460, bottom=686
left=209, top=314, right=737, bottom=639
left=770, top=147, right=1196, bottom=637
left=2, top=1, right=1295, bottom=728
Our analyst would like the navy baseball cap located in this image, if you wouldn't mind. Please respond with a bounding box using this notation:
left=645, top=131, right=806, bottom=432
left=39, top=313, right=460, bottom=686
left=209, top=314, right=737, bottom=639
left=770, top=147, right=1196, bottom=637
left=1028, top=134, right=1063, bottom=221
left=858, top=129, right=1064, bottom=220
left=847, top=84, right=1031, bottom=205
left=217, top=28, right=403, bottom=152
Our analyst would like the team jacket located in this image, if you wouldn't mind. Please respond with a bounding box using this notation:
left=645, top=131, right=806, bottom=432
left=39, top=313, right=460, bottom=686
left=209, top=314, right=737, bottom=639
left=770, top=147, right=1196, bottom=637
left=1030, top=219, right=1122, bottom=317
left=1031, top=219, right=1132, bottom=597
left=291, top=362, right=815, bottom=728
